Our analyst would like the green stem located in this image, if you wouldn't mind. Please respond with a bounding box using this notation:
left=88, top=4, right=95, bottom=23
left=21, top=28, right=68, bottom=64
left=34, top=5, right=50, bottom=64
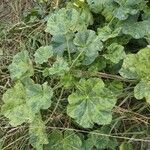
left=69, top=50, right=84, bottom=69
left=107, top=16, right=115, bottom=27
left=66, top=35, right=71, bottom=64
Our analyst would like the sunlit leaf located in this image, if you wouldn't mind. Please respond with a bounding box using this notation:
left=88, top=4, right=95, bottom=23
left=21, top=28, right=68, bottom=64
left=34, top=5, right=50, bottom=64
left=34, top=46, right=53, bottom=64
left=87, top=0, right=112, bottom=13
left=88, top=57, right=106, bottom=72
left=134, top=80, right=150, bottom=104
left=26, top=82, right=53, bottom=113
left=120, top=47, right=150, bottom=103
left=104, top=43, right=126, bottom=63
left=122, top=20, right=150, bottom=39
left=74, top=30, right=103, bottom=65
left=67, top=2, right=93, bottom=26
left=29, top=115, right=48, bottom=150
left=1, top=80, right=53, bottom=126
left=98, top=26, right=121, bottom=42
left=67, top=78, right=117, bottom=128
left=120, top=47, right=150, bottom=80
left=1, top=82, right=33, bottom=126
left=45, top=8, right=86, bottom=35
left=43, top=57, right=69, bottom=76
left=114, top=0, right=146, bottom=20
left=8, top=51, right=34, bottom=81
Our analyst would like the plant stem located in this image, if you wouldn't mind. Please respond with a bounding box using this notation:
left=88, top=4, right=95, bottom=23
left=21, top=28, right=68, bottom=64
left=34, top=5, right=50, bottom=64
left=69, top=50, right=84, bottom=69
left=66, top=35, right=71, bottom=64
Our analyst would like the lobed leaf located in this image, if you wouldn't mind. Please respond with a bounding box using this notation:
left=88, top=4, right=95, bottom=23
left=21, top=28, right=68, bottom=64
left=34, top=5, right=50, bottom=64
left=122, top=20, right=150, bottom=39
left=119, top=47, right=150, bottom=80
left=67, top=78, right=117, bottom=128
left=85, top=126, right=118, bottom=150
left=1, top=80, right=53, bottom=126
left=120, top=47, right=150, bottom=103
left=44, top=130, right=83, bottom=150
left=45, top=8, right=87, bottom=35
left=29, top=115, right=48, bottom=150
left=26, top=82, right=53, bottom=113
left=104, top=43, right=126, bottom=63
left=8, top=50, right=34, bottom=81
left=51, top=33, right=76, bottom=55
left=34, top=46, right=53, bottom=64
left=43, top=57, right=69, bottom=76
left=113, top=0, right=146, bottom=20
left=87, top=0, right=113, bottom=13
left=98, top=26, right=121, bottom=42
left=1, top=82, right=34, bottom=126
left=134, top=80, right=150, bottom=104
left=74, top=30, right=103, bottom=65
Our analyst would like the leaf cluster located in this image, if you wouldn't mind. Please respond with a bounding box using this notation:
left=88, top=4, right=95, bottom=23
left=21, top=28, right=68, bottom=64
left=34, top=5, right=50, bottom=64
left=1, top=0, right=150, bottom=149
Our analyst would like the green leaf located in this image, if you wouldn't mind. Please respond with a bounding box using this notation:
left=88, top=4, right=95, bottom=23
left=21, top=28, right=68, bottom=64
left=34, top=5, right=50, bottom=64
left=85, top=126, right=118, bottom=150
left=88, top=57, right=106, bottom=72
left=78, top=4, right=93, bottom=26
left=113, top=0, right=146, bottom=20
left=119, top=55, right=139, bottom=79
left=44, top=130, right=83, bottom=150
left=122, top=20, right=150, bottom=39
left=43, top=57, right=69, bottom=76
left=51, top=33, right=77, bottom=55
left=142, top=7, right=150, bottom=20
left=108, top=138, right=118, bottom=150
left=120, top=47, right=150, bottom=104
left=134, top=80, right=150, bottom=104
left=74, top=30, right=103, bottom=65
left=98, top=26, right=121, bottom=42
left=44, top=130, right=62, bottom=150
left=87, top=0, right=112, bottom=13
left=104, top=43, right=126, bottom=63
left=26, top=82, right=53, bottom=113
left=114, top=7, right=130, bottom=20
left=60, top=74, right=76, bottom=89
left=45, top=8, right=85, bottom=35
left=119, top=47, right=150, bottom=80
left=114, top=0, right=143, bottom=6
left=101, top=3, right=116, bottom=21
left=1, top=80, right=53, bottom=126
left=85, top=131, right=109, bottom=149
left=106, top=80, right=123, bottom=96
left=113, top=7, right=138, bottom=21
left=87, top=0, right=144, bottom=20
left=29, top=115, right=48, bottom=150
left=67, top=78, right=117, bottom=128
left=120, top=142, right=133, bottom=150
left=1, top=82, right=34, bottom=126
left=8, top=50, right=34, bottom=81
left=34, top=46, right=53, bottom=64
left=105, top=35, right=131, bottom=46
left=67, top=2, right=93, bottom=26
